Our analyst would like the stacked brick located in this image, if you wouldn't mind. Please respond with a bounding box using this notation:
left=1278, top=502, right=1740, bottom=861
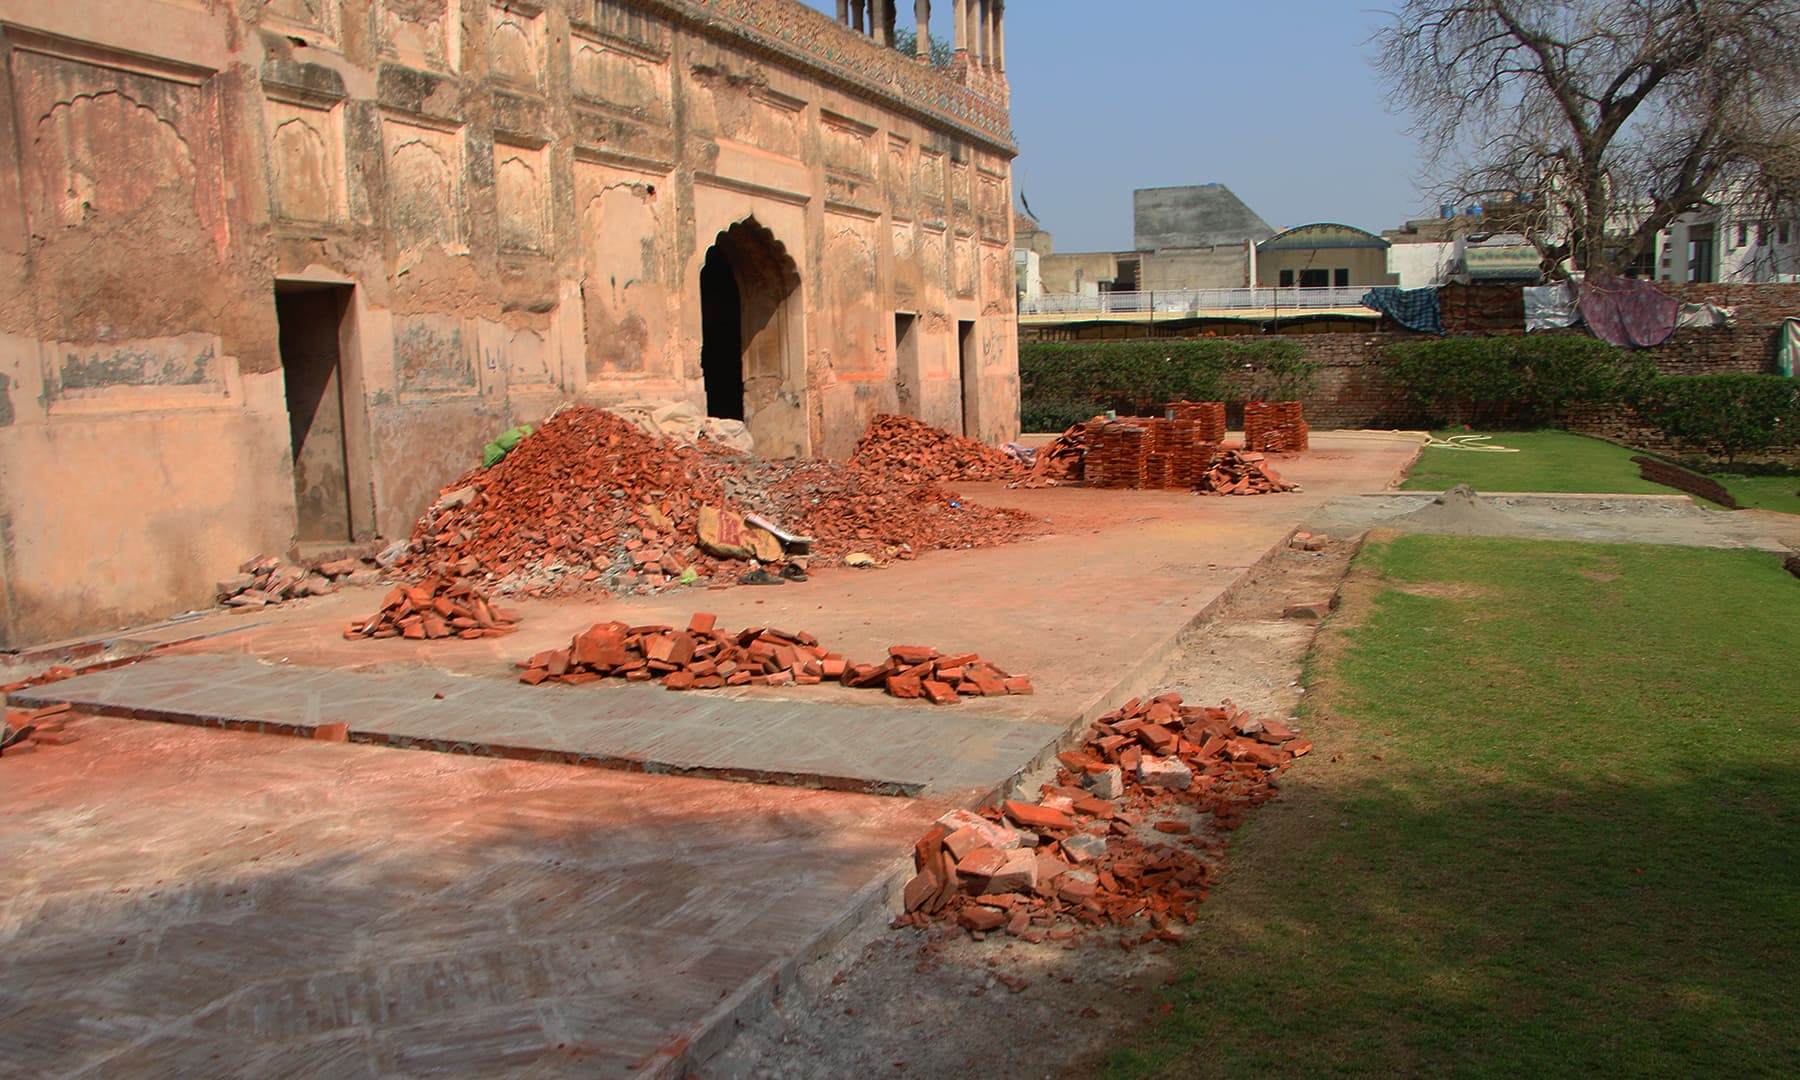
left=1243, top=401, right=1310, bottom=452
left=344, top=576, right=521, bottom=640
left=517, top=617, right=1033, bottom=704
left=1081, top=416, right=1229, bottom=491
left=1167, top=400, right=1227, bottom=442
left=896, top=692, right=1311, bottom=938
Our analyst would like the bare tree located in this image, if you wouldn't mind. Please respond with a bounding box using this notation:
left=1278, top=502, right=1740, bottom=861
left=1376, top=0, right=1800, bottom=278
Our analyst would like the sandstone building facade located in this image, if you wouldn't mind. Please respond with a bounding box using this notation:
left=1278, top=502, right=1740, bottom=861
left=0, top=0, right=1019, bottom=647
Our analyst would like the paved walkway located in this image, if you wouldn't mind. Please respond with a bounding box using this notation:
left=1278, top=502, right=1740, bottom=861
left=0, top=718, right=940, bottom=1078
left=12, top=653, right=1055, bottom=798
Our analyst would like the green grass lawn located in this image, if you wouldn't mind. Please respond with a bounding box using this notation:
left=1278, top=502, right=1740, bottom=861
left=1111, top=536, right=1800, bottom=1078
left=1400, top=430, right=1672, bottom=495
left=1717, top=474, right=1800, bottom=515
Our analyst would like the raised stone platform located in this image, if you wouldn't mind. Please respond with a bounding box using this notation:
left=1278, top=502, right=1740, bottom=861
left=9, top=653, right=1058, bottom=799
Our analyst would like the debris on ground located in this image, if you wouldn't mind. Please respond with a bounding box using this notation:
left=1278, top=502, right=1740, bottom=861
left=215, top=555, right=341, bottom=609
left=344, top=575, right=521, bottom=640
left=393, top=407, right=1043, bottom=596
left=516, top=616, right=1032, bottom=703
left=768, top=466, right=1042, bottom=562
left=1, top=701, right=75, bottom=756
left=1194, top=450, right=1300, bottom=495
left=893, top=693, right=1309, bottom=936
left=1243, top=401, right=1309, bottom=453
left=850, top=414, right=1027, bottom=486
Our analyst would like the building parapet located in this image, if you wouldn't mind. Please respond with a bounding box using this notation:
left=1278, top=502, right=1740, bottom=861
left=655, top=0, right=1014, bottom=152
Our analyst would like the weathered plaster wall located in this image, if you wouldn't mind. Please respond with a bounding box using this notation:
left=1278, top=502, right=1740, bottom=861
left=0, top=0, right=1017, bottom=647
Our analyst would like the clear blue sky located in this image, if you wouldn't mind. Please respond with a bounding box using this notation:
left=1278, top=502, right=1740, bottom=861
left=802, top=1, right=1430, bottom=252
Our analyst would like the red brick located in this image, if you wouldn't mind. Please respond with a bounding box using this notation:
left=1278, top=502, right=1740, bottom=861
left=922, top=680, right=960, bottom=705
left=1003, top=801, right=1075, bottom=831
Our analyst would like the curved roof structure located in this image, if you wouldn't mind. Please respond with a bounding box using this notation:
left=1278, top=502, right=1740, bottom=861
left=1257, top=223, right=1390, bottom=252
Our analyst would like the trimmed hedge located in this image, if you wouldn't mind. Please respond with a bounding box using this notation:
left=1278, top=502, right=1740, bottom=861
left=1630, top=373, right=1800, bottom=463
left=1019, top=340, right=1314, bottom=430
left=1381, top=336, right=1651, bottom=428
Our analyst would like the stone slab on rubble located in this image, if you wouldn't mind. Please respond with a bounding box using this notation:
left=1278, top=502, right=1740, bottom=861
left=11, top=653, right=1057, bottom=798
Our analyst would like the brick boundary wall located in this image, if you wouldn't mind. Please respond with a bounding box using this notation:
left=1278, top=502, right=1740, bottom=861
left=1226, top=282, right=1800, bottom=434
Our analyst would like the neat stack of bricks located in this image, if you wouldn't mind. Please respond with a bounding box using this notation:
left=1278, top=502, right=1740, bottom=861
left=517, top=615, right=1032, bottom=704
left=344, top=576, right=521, bottom=640
left=1167, top=400, right=1227, bottom=442
left=1081, top=409, right=1235, bottom=491
left=896, top=692, right=1310, bottom=938
left=1243, top=401, right=1309, bottom=452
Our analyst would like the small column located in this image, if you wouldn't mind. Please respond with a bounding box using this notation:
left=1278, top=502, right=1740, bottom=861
left=992, top=0, right=1005, bottom=72
left=915, top=0, right=932, bottom=58
left=851, top=0, right=866, bottom=34
left=978, top=0, right=992, bottom=68
left=876, top=0, right=894, bottom=46
left=964, top=0, right=980, bottom=60
left=952, top=0, right=966, bottom=53
left=837, top=0, right=849, bottom=23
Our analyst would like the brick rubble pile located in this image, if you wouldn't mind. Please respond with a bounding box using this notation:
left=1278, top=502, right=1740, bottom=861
left=517, top=616, right=1032, bottom=703
left=895, top=693, right=1311, bottom=939
left=393, top=407, right=734, bottom=593
left=849, top=413, right=1027, bottom=486
left=393, top=407, right=1043, bottom=594
left=1013, top=424, right=1090, bottom=488
left=744, top=461, right=1043, bottom=562
left=1194, top=450, right=1299, bottom=495
left=345, top=575, right=521, bottom=640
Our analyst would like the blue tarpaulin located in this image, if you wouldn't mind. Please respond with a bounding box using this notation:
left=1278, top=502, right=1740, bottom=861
left=1361, top=286, right=1443, bottom=334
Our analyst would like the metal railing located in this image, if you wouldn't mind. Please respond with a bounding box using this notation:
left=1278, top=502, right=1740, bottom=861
left=1018, top=286, right=1372, bottom=317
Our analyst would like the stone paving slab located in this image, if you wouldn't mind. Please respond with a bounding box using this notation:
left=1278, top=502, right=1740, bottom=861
left=0, top=717, right=943, bottom=1078
left=10, top=653, right=1057, bottom=798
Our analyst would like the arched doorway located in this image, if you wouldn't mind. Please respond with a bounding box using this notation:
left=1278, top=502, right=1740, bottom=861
left=698, top=218, right=806, bottom=457
left=699, top=247, right=742, bottom=420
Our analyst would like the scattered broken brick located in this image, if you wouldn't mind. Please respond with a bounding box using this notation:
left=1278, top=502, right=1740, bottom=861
left=514, top=622, right=1032, bottom=704
left=217, top=555, right=337, bottom=609
left=1193, top=450, right=1300, bottom=496
left=343, top=575, right=520, bottom=641
left=1011, top=424, right=1091, bottom=488
left=898, top=693, right=1309, bottom=939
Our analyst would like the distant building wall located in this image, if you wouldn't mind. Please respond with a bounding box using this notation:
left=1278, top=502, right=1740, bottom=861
left=1388, top=242, right=1455, bottom=289
left=1140, top=247, right=1249, bottom=291
left=1040, top=252, right=1121, bottom=295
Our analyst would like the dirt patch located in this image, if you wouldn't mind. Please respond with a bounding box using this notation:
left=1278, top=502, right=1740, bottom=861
left=711, top=537, right=1365, bottom=1079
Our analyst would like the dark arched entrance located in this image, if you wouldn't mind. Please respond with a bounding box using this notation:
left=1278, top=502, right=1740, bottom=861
left=698, top=218, right=806, bottom=457
left=699, top=247, right=743, bottom=420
